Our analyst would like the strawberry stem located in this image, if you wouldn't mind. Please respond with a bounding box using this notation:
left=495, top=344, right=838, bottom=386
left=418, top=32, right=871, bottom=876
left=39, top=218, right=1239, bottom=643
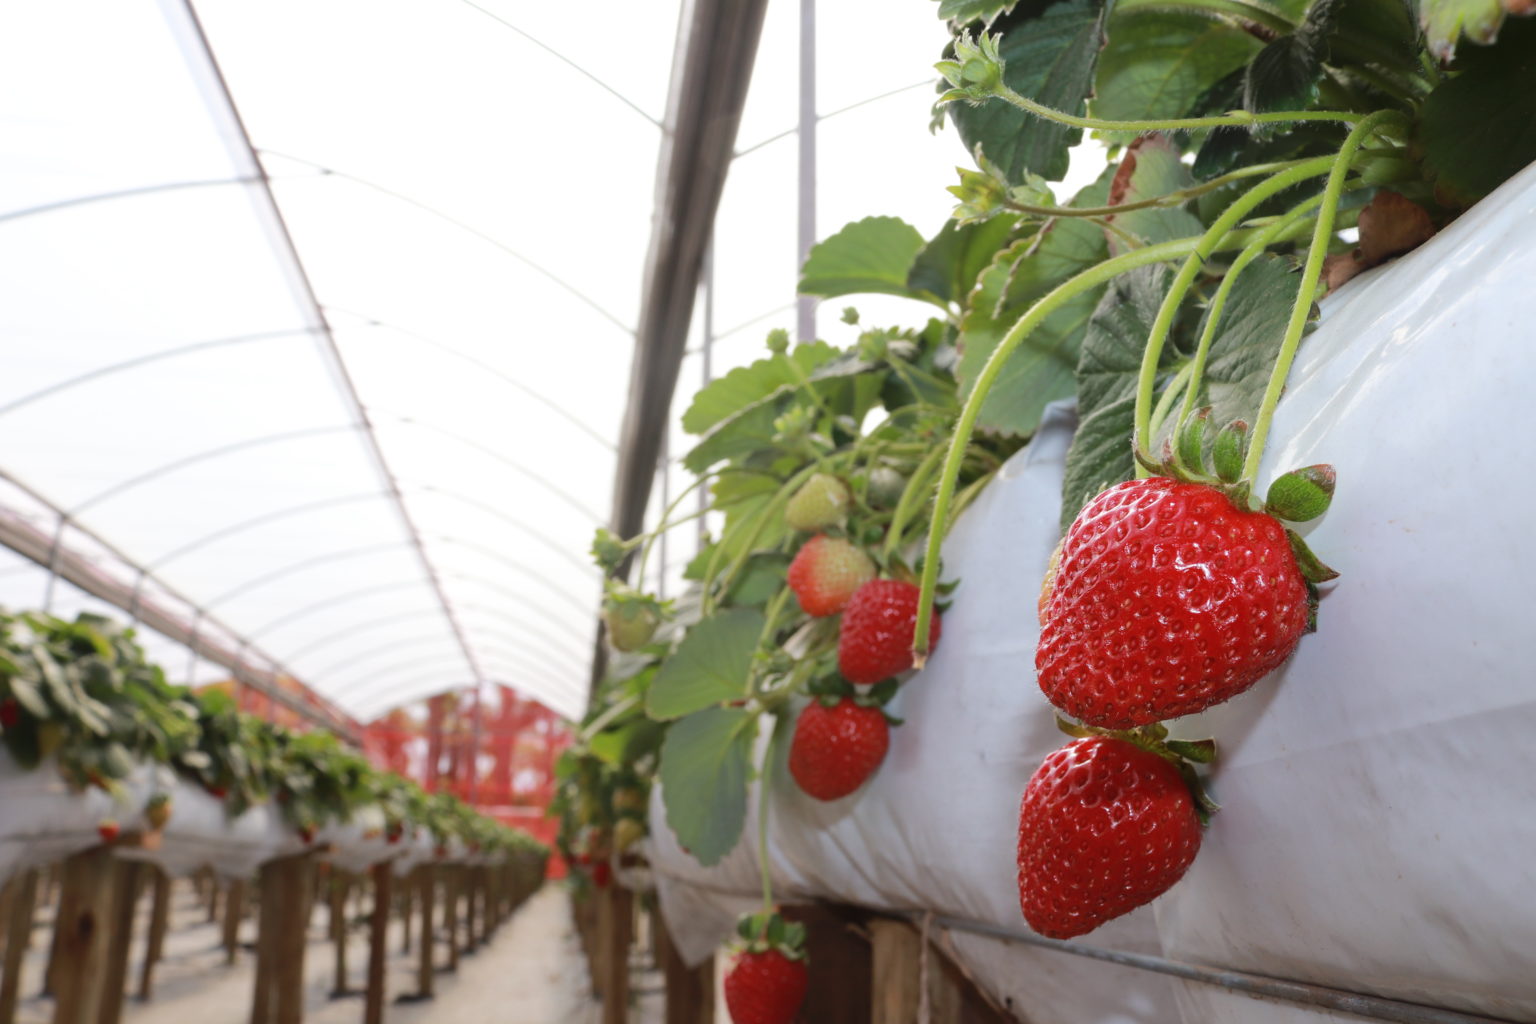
left=1132, top=155, right=1339, bottom=468
left=1240, top=110, right=1408, bottom=485
left=757, top=716, right=781, bottom=914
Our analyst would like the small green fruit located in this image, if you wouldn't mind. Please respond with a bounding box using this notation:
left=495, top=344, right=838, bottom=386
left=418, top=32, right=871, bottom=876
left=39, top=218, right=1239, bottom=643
left=785, top=474, right=852, bottom=532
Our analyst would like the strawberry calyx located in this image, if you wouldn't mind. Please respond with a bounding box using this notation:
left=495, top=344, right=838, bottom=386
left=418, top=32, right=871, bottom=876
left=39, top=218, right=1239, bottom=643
left=1055, top=717, right=1219, bottom=824
left=733, top=910, right=808, bottom=961
left=806, top=676, right=903, bottom=726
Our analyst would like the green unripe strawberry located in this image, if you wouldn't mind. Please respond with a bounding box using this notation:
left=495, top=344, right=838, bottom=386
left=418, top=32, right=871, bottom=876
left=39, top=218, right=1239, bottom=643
left=614, top=817, right=646, bottom=852
left=145, top=793, right=173, bottom=830
left=602, top=585, right=667, bottom=652
left=785, top=474, right=852, bottom=532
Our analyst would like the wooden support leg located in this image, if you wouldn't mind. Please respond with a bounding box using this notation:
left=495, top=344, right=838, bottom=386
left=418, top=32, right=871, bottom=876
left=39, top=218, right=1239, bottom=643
left=442, top=868, right=459, bottom=973
left=223, top=879, right=246, bottom=966
left=412, top=867, right=435, bottom=1000
left=329, top=872, right=352, bottom=997
left=655, top=910, right=713, bottom=1024
left=137, top=869, right=171, bottom=1001
left=363, top=864, right=391, bottom=1024
left=95, top=858, right=145, bottom=1024
left=251, top=853, right=315, bottom=1024
left=599, top=885, right=633, bottom=1024
left=250, top=866, right=278, bottom=1024
left=397, top=880, right=412, bottom=956
left=0, top=870, right=39, bottom=1024
left=50, top=847, right=117, bottom=1024
left=206, top=871, right=221, bottom=924
left=781, top=904, right=872, bottom=1024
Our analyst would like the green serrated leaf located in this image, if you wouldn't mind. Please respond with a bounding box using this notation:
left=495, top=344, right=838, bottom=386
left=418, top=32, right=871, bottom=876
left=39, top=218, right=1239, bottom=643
left=957, top=177, right=1113, bottom=437
left=1091, top=12, right=1261, bottom=124
left=681, top=343, right=841, bottom=436
left=798, top=217, right=930, bottom=302
left=1211, top=421, right=1249, bottom=482
left=1198, top=255, right=1305, bottom=438
left=1266, top=464, right=1336, bottom=521
left=590, top=717, right=666, bottom=767
left=658, top=707, right=757, bottom=866
left=906, top=215, right=1021, bottom=308
left=647, top=609, right=765, bottom=720
left=1420, top=20, right=1536, bottom=207
left=1243, top=31, right=1326, bottom=123
left=1060, top=394, right=1137, bottom=533
left=7, top=672, right=50, bottom=718
left=1103, top=136, right=1206, bottom=253
left=1076, top=262, right=1179, bottom=418
left=946, top=0, right=1107, bottom=183
left=939, top=0, right=1019, bottom=22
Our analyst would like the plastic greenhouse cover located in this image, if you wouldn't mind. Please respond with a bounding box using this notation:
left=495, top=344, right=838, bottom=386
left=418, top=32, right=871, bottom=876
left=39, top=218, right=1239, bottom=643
left=649, top=162, right=1536, bottom=1023
left=0, top=0, right=995, bottom=723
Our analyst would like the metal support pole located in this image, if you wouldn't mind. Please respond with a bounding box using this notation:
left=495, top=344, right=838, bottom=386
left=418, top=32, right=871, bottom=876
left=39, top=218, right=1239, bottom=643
left=795, top=0, right=818, bottom=344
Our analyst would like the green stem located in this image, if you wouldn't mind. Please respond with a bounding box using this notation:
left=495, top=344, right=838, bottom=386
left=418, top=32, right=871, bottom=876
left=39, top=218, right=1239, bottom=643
left=1148, top=360, right=1196, bottom=443
left=911, top=234, right=1234, bottom=662
left=1175, top=192, right=1328, bottom=430
left=757, top=720, right=778, bottom=913
left=701, top=463, right=822, bottom=614
left=992, top=81, right=1360, bottom=134
left=634, top=471, right=718, bottom=584
left=884, top=442, right=949, bottom=563
left=1003, top=159, right=1315, bottom=220
left=754, top=588, right=796, bottom=682
left=1240, top=110, right=1406, bottom=484
left=1132, top=156, right=1338, bottom=460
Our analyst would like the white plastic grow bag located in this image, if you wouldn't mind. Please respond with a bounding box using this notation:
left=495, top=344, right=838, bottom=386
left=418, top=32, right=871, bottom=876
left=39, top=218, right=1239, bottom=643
left=0, top=751, right=158, bottom=884
left=650, top=160, right=1536, bottom=1022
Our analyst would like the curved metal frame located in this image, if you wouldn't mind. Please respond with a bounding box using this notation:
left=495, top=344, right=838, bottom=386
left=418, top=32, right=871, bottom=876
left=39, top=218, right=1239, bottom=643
left=407, top=486, right=597, bottom=577
left=324, top=310, right=618, bottom=452
left=201, top=541, right=415, bottom=610
left=244, top=578, right=427, bottom=640
left=0, top=328, right=316, bottom=421
left=346, top=657, right=575, bottom=722
left=373, top=412, right=603, bottom=524
left=0, top=176, right=258, bottom=226
left=453, top=599, right=590, bottom=651
left=144, top=492, right=387, bottom=571
left=432, top=546, right=595, bottom=619
left=306, top=631, right=463, bottom=684
left=325, top=622, right=581, bottom=696
left=277, top=605, right=445, bottom=662
left=68, top=425, right=359, bottom=515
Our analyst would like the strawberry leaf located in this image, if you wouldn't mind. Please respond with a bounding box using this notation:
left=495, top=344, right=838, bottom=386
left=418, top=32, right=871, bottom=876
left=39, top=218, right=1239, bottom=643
left=798, top=217, right=931, bottom=303
left=657, top=707, right=757, bottom=867
left=646, top=609, right=765, bottom=720
left=1060, top=395, right=1137, bottom=533
left=907, top=214, right=1022, bottom=307
left=1198, top=255, right=1306, bottom=447
left=1265, top=465, right=1336, bottom=522
left=1090, top=12, right=1260, bottom=125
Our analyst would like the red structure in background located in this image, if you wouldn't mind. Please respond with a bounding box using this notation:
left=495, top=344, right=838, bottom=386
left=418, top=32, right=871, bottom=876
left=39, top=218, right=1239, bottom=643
left=361, top=685, right=571, bottom=876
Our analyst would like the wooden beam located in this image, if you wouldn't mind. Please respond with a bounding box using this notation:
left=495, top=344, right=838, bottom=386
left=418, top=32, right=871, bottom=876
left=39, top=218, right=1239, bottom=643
left=223, top=879, right=247, bottom=966
left=95, top=858, right=145, bottom=1024
left=329, top=873, right=352, bottom=997
left=781, top=904, right=871, bottom=1024
left=50, top=847, right=117, bottom=1024
left=655, top=909, right=714, bottom=1024
left=363, top=863, right=391, bottom=1024
left=443, top=868, right=459, bottom=973
left=413, top=867, right=435, bottom=1000
left=599, top=886, right=633, bottom=1024
left=138, top=869, right=172, bottom=1001
left=0, top=870, right=38, bottom=1024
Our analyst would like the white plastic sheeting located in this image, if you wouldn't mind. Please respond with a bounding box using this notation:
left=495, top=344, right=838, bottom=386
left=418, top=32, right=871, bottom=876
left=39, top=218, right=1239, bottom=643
left=648, top=161, right=1536, bottom=1022
left=0, top=0, right=984, bottom=724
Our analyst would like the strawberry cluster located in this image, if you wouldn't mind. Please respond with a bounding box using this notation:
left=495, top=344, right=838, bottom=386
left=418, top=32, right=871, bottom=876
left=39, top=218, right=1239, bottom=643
left=1018, top=419, right=1338, bottom=938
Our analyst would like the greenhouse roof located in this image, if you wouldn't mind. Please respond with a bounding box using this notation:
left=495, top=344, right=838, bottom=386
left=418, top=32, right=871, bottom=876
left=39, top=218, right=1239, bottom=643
left=0, top=0, right=970, bottom=725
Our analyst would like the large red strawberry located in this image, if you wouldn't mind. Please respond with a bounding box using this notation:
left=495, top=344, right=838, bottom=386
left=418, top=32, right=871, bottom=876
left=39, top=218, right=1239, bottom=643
left=1036, top=477, right=1309, bottom=728
left=788, top=698, right=889, bottom=801
left=1017, top=735, right=1201, bottom=939
left=837, top=579, right=941, bottom=684
left=786, top=535, right=876, bottom=617
left=724, top=950, right=808, bottom=1024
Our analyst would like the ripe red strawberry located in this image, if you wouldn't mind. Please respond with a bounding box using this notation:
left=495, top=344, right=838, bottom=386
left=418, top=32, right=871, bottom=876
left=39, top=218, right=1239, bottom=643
left=0, top=697, right=20, bottom=728
left=591, top=861, right=612, bottom=889
left=724, top=949, right=808, bottom=1024
left=98, top=820, right=120, bottom=844
left=206, top=784, right=229, bottom=800
left=837, top=579, right=941, bottom=684
left=785, top=473, right=852, bottom=532
left=786, top=535, right=876, bottom=617
left=297, top=824, right=316, bottom=845
left=1037, top=478, right=1309, bottom=728
left=788, top=698, right=889, bottom=801
left=1017, top=736, right=1201, bottom=939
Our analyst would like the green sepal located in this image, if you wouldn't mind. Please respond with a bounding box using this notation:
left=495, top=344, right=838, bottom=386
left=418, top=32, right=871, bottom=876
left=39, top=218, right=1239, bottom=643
left=1177, top=760, right=1220, bottom=827
left=860, top=680, right=900, bottom=707
left=1174, top=409, right=1210, bottom=478
left=1054, top=715, right=1095, bottom=740
left=1265, top=465, right=1336, bottom=523
left=1286, top=529, right=1340, bottom=585
left=1304, top=580, right=1320, bottom=634
left=1211, top=420, right=1248, bottom=484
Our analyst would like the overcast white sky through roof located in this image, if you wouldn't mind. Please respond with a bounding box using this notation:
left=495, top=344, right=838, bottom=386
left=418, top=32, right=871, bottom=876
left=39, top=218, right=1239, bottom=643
left=0, top=0, right=1102, bottom=723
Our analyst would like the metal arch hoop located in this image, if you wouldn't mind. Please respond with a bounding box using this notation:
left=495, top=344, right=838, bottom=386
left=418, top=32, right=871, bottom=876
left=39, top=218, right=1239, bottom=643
left=407, top=486, right=597, bottom=577
left=346, top=658, right=576, bottom=722
left=324, top=625, right=581, bottom=697
left=66, top=425, right=361, bottom=516
left=243, top=579, right=428, bottom=641
left=371, top=412, right=604, bottom=524
left=0, top=328, right=317, bottom=421
left=432, top=545, right=595, bottom=619
left=309, top=635, right=467, bottom=688
left=141, top=492, right=388, bottom=572
left=201, top=541, right=413, bottom=610
left=323, top=310, right=617, bottom=452
left=276, top=606, right=447, bottom=662
left=453, top=598, right=590, bottom=651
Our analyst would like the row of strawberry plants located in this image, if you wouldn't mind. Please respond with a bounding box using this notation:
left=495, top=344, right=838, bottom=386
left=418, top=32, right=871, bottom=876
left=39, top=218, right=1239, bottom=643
left=573, top=1, right=1534, bottom=1019
left=0, top=609, right=544, bottom=860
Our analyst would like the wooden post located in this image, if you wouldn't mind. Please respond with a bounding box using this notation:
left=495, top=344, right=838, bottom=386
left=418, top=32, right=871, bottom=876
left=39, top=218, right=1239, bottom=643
left=413, top=867, right=435, bottom=1000
left=780, top=904, right=872, bottom=1024
left=251, top=853, right=315, bottom=1024
left=50, top=846, right=117, bottom=1024
left=442, top=868, right=459, bottom=973
left=206, top=871, right=221, bottom=924
left=599, top=885, right=633, bottom=1024
left=138, top=869, right=172, bottom=1000
left=223, top=879, right=247, bottom=965
left=398, top=879, right=412, bottom=955
left=363, top=864, right=391, bottom=1024
left=655, top=909, right=714, bottom=1024
left=0, top=870, right=39, bottom=1024
left=329, top=873, right=351, bottom=997
left=95, top=858, right=145, bottom=1024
